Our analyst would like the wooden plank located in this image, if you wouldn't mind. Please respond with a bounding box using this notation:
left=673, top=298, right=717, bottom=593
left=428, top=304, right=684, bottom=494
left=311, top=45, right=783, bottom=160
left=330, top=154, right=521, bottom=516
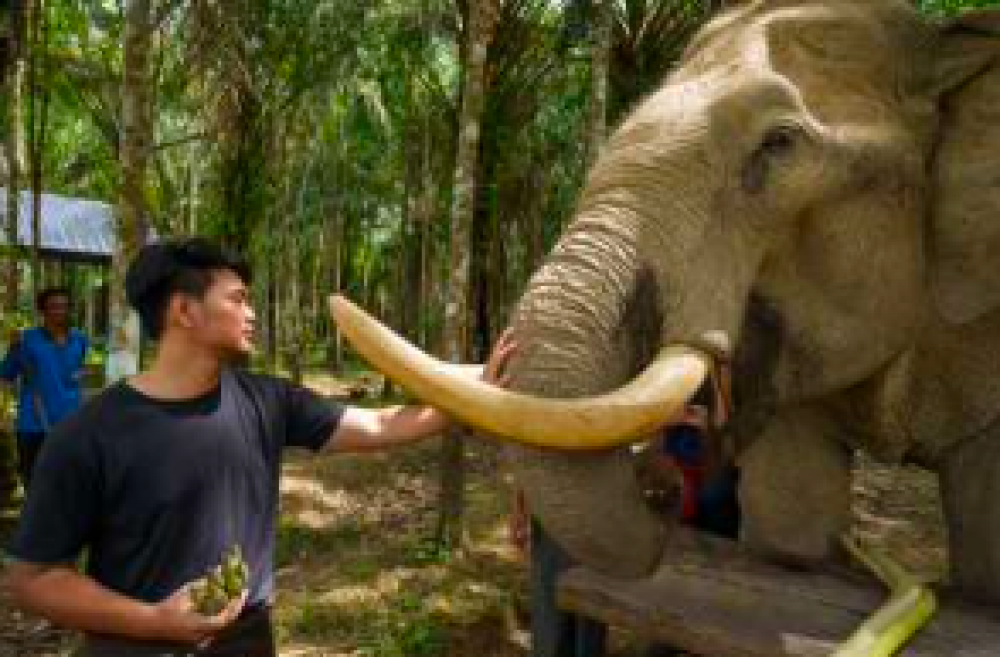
left=557, top=528, right=1000, bottom=656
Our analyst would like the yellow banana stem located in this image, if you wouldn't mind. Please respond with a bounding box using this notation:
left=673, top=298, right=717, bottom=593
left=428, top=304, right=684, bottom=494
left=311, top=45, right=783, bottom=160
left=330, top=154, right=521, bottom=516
left=832, top=536, right=937, bottom=657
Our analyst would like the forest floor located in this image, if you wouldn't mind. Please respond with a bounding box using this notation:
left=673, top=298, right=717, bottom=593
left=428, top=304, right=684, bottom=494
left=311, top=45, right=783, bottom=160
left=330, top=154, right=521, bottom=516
left=0, top=373, right=948, bottom=656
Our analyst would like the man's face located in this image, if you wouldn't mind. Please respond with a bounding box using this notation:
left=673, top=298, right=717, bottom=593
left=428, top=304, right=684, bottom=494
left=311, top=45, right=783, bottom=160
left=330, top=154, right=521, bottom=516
left=177, top=270, right=256, bottom=357
left=41, top=294, right=71, bottom=329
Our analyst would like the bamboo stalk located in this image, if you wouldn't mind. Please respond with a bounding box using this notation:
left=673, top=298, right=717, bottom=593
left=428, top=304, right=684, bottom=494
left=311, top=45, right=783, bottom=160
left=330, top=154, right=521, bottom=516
left=832, top=535, right=937, bottom=657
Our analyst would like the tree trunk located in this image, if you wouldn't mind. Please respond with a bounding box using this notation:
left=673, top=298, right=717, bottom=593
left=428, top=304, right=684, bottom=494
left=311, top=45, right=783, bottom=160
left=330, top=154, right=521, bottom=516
left=286, top=140, right=316, bottom=385
left=399, top=59, right=425, bottom=346
left=265, top=197, right=280, bottom=374
left=4, top=0, right=25, bottom=312
left=488, top=206, right=507, bottom=337
left=522, top=156, right=547, bottom=281
left=186, top=140, right=199, bottom=233
left=265, top=269, right=278, bottom=372
left=328, top=209, right=344, bottom=371
left=419, top=208, right=431, bottom=350
left=471, top=150, right=495, bottom=362
left=24, top=0, right=44, bottom=296
left=0, top=0, right=27, bottom=507
left=110, top=0, right=153, bottom=383
left=325, top=106, right=346, bottom=371
left=585, top=0, right=612, bottom=167
left=311, top=226, right=322, bottom=345
left=219, top=95, right=265, bottom=253
left=436, top=0, right=501, bottom=548
left=418, top=87, right=434, bottom=351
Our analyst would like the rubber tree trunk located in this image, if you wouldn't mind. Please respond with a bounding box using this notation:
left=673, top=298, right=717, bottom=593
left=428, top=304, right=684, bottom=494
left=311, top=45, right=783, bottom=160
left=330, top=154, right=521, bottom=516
left=585, top=0, right=612, bottom=168
left=418, top=90, right=434, bottom=352
left=0, top=0, right=27, bottom=507
left=24, top=0, right=43, bottom=296
left=4, top=0, right=25, bottom=313
left=109, top=0, right=152, bottom=384
left=436, top=0, right=501, bottom=548
left=327, top=211, right=344, bottom=371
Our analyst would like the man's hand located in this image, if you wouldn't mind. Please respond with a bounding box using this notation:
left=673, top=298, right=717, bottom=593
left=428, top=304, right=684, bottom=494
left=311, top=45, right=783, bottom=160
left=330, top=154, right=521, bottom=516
left=679, top=404, right=709, bottom=428
left=151, top=582, right=246, bottom=646
left=329, top=329, right=518, bottom=452
left=1, top=562, right=245, bottom=646
left=7, top=329, right=21, bottom=348
left=481, top=328, right=517, bottom=387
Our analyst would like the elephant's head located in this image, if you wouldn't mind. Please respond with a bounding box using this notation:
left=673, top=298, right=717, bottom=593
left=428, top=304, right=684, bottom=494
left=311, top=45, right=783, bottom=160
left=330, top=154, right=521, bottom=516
left=332, top=0, right=1000, bottom=577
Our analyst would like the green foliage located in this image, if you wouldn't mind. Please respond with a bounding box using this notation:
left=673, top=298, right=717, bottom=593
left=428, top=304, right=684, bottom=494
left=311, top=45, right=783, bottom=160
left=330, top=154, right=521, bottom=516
left=285, top=592, right=448, bottom=657
left=367, top=619, right=447, bottom=657
left=276, top=516, right=364, bottom=568
left=14, top=0, right=726, bottom=366
left=917, top=0, right=1000, bottom=15
left=402, top=536, right=453, bottom=566
left=189, top=544, right=250, bottom=615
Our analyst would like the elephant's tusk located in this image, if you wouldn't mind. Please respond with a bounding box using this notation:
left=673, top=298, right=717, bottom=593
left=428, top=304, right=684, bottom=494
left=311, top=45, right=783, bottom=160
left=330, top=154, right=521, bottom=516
left=328, top=294, right=710, bottom=450
left=832, top=535, right=937, bottom=657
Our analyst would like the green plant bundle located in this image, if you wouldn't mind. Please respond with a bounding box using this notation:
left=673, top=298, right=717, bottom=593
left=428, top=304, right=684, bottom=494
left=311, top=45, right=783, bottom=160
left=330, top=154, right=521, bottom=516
left=190, top=544, right=249, bottom=616
left=832, top=536, right=937, bottom=657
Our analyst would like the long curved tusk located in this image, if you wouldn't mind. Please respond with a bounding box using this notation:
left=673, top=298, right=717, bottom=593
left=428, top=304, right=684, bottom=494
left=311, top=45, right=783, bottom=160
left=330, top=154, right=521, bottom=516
left=329, top=295, right=710, bottom=450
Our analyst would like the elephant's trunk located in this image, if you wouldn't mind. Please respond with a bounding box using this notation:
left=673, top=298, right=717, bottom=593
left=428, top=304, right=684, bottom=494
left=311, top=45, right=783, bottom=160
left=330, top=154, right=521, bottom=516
left=329, top=213, right=707, bottom=576
left=502, top=216, right=683, bottom=576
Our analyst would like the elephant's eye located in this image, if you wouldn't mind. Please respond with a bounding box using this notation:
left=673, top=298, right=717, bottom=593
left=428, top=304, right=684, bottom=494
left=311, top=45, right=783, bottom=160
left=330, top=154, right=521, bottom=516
left=742, top=125, right=800, bottom=195
left=759, top=126, right=798, bottom=158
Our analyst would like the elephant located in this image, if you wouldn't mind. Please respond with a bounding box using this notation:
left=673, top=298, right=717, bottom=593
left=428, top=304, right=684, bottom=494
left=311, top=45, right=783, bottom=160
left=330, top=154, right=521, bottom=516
left=331, top=0, right=1000, bottom=604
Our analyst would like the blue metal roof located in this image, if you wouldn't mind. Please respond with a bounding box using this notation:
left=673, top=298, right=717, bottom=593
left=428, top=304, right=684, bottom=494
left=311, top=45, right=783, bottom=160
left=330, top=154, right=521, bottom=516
left=0, top=188, right=116, bottom=260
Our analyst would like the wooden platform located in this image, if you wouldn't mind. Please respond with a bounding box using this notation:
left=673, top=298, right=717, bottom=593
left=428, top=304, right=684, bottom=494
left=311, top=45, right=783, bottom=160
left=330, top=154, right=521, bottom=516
left=556, top=528, right=1000, bottom=656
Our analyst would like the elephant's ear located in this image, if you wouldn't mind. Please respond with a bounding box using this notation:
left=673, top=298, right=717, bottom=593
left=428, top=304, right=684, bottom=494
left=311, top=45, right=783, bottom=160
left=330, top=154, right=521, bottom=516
left=929, top=9, right=1000, bottom=324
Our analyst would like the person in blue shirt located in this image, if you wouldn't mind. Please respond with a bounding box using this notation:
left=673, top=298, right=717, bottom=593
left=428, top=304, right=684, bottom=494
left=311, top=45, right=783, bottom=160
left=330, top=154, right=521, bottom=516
left=0, top=287, right=89, bottom=488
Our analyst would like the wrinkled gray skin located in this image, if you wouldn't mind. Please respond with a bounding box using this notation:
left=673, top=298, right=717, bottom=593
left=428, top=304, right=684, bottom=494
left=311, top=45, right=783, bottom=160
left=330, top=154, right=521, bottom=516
left=506, top=0, right=1000, bottom=602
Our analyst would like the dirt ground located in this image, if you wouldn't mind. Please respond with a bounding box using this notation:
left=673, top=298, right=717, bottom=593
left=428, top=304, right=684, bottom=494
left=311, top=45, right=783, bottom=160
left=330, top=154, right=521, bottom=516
left=0, top=377, right=950, bottom=656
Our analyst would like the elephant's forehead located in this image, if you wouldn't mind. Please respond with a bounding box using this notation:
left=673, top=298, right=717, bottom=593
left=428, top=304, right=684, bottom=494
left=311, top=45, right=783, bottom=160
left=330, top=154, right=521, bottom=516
left=681, top=0, right=928, bottom=125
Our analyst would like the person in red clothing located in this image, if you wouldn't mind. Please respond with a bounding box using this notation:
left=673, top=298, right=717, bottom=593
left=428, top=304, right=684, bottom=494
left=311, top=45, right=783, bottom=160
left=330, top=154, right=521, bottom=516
left=648, top=363, right=740, bottom=538
left=510, top=365, right=740, bottom=657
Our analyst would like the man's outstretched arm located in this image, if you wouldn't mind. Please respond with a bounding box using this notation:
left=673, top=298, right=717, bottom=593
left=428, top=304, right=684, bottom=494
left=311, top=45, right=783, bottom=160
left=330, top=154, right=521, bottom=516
left=326, top=329, right=516, bottom=452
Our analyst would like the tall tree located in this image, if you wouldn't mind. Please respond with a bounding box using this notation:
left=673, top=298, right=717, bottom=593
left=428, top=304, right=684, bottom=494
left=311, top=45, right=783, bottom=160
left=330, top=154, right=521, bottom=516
left=0, top=0, right=27, bottom=508
left=3, top=0, right=26, bottom=312
left=437, top=0, right=502, bottom=547
left=608, top=1, right=716, bottom=123
left=24, top=0, right=43, bottom=294
left=110, top=0, right=153, bottom=376
left=586, top=0, right=612, bottom=166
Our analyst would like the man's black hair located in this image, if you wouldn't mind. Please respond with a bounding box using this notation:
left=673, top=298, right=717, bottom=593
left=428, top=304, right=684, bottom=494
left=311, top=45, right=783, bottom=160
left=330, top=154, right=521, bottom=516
left=125, top=238, right=252, bottom=340
left=36, top=286, right=71, bottom=311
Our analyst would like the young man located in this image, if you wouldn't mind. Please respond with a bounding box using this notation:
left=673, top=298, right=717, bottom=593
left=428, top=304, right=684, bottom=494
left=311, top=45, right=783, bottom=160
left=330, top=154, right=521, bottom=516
left=1, top=238, right=515, bottom=656
left=1, top=287, right=89, bottom=488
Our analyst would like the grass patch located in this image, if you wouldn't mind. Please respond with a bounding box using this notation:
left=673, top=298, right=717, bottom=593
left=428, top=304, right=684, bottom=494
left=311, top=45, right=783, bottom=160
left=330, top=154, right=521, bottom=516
left=273, top=420, right=528, bottom=656
left=276, top=516, right=365, bottom=568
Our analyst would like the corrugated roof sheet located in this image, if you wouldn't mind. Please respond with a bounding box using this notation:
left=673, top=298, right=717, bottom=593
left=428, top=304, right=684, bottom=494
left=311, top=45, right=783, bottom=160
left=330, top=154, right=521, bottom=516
left=0, top=188, right=116, bottom=259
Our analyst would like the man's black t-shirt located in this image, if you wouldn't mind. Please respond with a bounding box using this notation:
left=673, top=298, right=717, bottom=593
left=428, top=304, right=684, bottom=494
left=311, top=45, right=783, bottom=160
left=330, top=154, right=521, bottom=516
left=7, top=368, right=344, bottom=607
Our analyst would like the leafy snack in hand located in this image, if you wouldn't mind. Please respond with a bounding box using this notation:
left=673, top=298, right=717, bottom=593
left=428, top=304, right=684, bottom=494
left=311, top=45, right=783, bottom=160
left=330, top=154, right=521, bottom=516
left=190, top=545, right=249, bottom=615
